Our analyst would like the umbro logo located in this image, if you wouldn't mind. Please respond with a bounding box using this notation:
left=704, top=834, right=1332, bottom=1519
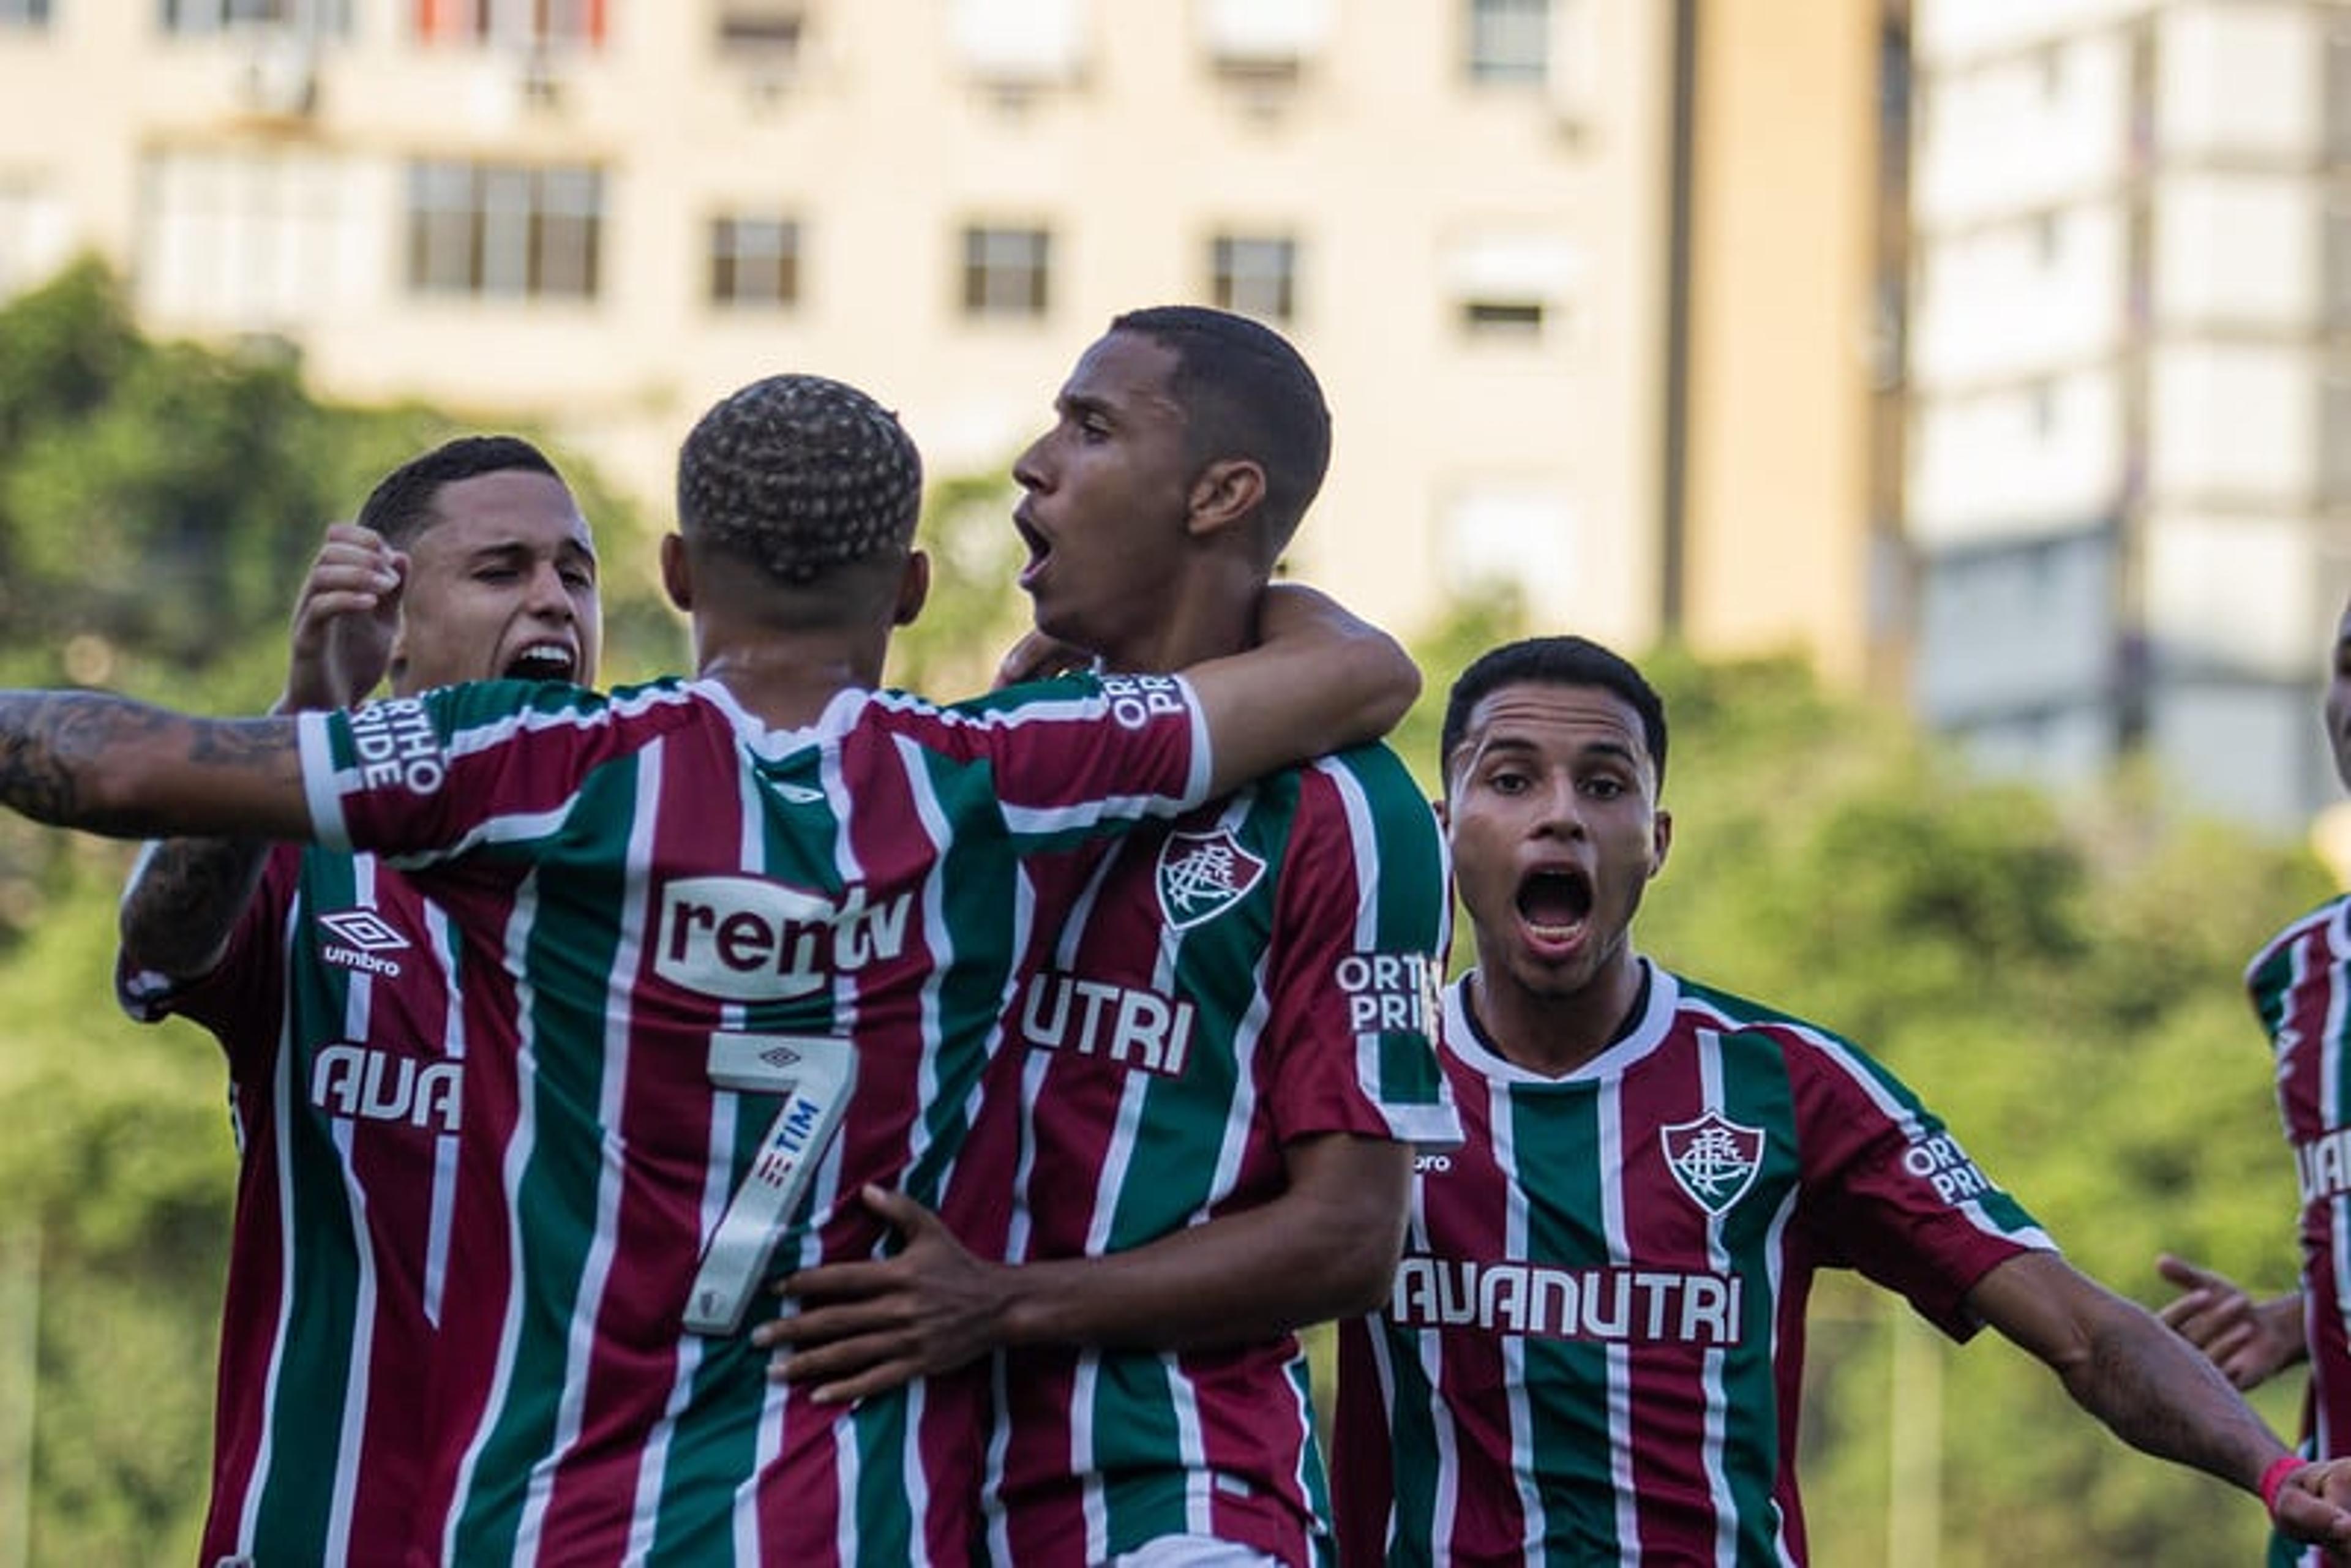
left=774, top=782, right=825, bottom=805
left=318, top=909, right=410, bottom=952
left=1155, top=829, right=1266, bottom=931
left=317, top=908, right=410, bottom=978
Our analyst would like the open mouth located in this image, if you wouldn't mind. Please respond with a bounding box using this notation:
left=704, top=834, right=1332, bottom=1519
left=502, top=643, right=577, bottom=682
left=1013, top=508, right=1052, bottom=589
left=1516, top=867, right=1592, bottom=942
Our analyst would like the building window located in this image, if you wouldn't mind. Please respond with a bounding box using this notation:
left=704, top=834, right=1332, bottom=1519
left=1462, top=300, right=1545, bottom=337
left=953, top=0, right=1086, bottom=86
left=413, top=0, right=606, bottom=48
left=140, top=148, right=354, bottom=326
left=719, top=3, right=802, bottom=58
left=961, top=226, right=1051, bottom=317
left=407, top=160, right=603, bottom=301
left=710, top=216, right=801, bottom=308
left=2323, top=377, right=2351, bottom=503
left=1466, top=0, right=1548, bottom=85
left=1211, top=234, right=1297, bottom=323
left=160, top=0, right=352, bottom=32
left=0, top=0, right=50, bottom=26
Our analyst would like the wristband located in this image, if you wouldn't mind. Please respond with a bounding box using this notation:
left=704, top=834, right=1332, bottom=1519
left=2260, top=1454, right=2306, bottom=1515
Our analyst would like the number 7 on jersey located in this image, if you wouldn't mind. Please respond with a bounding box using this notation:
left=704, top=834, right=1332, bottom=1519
left=684, top=1032, right=858, bottom=1337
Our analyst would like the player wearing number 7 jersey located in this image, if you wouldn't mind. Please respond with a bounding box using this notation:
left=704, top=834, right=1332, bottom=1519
left=0, top=372, right=1420, bottom=1566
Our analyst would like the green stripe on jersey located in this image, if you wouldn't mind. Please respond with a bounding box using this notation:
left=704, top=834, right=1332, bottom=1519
left=1505, top=1084, right=1623, bottom=1562
left=1335, top=745, right=1451, bottom=1117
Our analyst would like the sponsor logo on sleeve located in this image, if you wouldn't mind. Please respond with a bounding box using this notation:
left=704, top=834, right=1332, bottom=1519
left=654, top=875, right=912, bottom=1002
left=1902, top=1130, right=1996, bottom=1204
left=1096, top=672, right=1187, bottom=730
left=346, top=697, right=446, bottom=795
left=1336, top=951, right=1437, bottom=1035
left=1661, top=1111, right=1765, bottom=1215
left=1155, top=829, right=1265, bottom=930
left=316, top=907, right=411, bottom=978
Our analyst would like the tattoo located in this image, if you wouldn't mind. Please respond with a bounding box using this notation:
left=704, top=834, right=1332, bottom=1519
left=120, top=836, right=271, bottom=978
left=0, top=691, right=301, bottom=839
left=0, top=693, right=161, bottom=826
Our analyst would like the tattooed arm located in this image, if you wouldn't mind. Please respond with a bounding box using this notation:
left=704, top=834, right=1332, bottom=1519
left=0, top=693, right=313, bottom=843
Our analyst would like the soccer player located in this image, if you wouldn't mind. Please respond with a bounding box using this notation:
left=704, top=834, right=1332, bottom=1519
left=0, top=371, right=1419, bottom=1565
left=2158, top=589, right=2351, bottom=1568
left=1329, top=634, right=2351, bottom=1565
left=760, top=306, right=1458, bottom=1567
left=114, top=435, right=600, bottom=1566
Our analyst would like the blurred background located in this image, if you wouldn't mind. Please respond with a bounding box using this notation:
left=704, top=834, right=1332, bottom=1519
left=0, top=0, right=2345, bottom=1561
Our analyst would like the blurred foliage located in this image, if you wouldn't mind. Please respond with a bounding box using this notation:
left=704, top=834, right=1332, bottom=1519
left=0, top=261, right=2339, bottom=1562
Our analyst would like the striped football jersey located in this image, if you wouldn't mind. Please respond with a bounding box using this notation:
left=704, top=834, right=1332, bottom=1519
left=293, top=670, right=1212, bottom=1566
left=1334, top=966, right=2052, bottom=1566
left=2248, top=892, right=2351, bottom=1568
left=967, top=743, right=1458, bottom=1567
left=121, top=846, right=473, bottom=1567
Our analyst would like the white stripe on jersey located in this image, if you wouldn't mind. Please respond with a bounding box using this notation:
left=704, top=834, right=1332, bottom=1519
left=325, top=862, right=383, bottom=1566
left=2319, top=915, right=2351, bottom=1464
left=1594, top=1071, right=1640, bottom=1565
left=423, top=898, right=463, bottom=1329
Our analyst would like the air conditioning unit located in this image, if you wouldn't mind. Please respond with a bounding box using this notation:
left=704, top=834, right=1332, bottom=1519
left=239, top=36, right=318, bottom=119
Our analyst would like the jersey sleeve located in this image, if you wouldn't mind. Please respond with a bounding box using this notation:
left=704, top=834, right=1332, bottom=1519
left=1259, top=746, right=1461, bottom=1149
left=921, top=672, right=1212, bottom=852
left=115, top=841, right=302, bottom=1078
left=297, top=679, right=630, bottom=863
left=1787, top=1030, right=2055, bottom=1340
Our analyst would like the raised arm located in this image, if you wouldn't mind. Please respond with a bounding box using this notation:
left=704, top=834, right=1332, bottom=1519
left=0, top=692, right=313, bottom=844
left=1970, top=1251, right=2351, bottom=1553
left=1182, top=583, right=1419, bottom=797
left=121, top=523, right=400, bottom=978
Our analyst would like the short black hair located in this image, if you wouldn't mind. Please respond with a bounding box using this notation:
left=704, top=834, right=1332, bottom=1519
left=1439, top=636, right=1668, bottom=795
left=1109, top=305, right=1331, bottom=552
left=676, top=373, right=923, bottom=586
left=356, top=435, right=562, bottom=550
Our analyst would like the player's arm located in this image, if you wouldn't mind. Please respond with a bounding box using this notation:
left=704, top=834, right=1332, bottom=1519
left=2156, top=1252, right=2308, bottom=1392
left=1182, top=584, right=1418, bottom=797
left=1970, top=1250, right=2351, bottom=1551
left=756, top=1131, right=1411, bottom=1404
left=0, top=692, right=313, bottom=843
left=120, top=523, right=400, bottom=978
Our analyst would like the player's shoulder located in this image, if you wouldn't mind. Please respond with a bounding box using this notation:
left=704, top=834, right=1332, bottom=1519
left=1293, top=741, right=1442, bottom=834
left=1670, top=971, right=1872, bottom=1061
left=2248, top=891, right=2351, bottom=977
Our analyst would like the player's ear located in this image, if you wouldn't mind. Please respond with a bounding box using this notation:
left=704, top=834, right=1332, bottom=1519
left=1185, top=457, right=1265, bottom=541
left=893, top=549, right=931, bottom=627
left=660, top=533, right=693, bottom=612
left=1649, top=809, right=1672, bottom=877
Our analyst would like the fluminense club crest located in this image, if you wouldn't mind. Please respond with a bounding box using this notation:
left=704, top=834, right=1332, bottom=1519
left=1660, top=1111, right=1765, bottom=1216
left=1156, top=829, right=1267, bottom=931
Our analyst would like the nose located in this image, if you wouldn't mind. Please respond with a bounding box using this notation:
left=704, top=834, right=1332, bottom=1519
left=1011, top=432, right=1051, bottom=493
left=1531, top=775, right=1584, bottom=838
left=524, top=560, right=576, bottom=620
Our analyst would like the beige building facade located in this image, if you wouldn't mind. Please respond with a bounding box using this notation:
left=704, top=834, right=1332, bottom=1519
left=0, top=0, right=1891, bottom=675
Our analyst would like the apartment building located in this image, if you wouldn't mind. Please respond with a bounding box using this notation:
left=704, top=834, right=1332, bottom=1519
left=0, top=1, right=1641, bottom=653
left=1909, top=0, right=2351, bottom=832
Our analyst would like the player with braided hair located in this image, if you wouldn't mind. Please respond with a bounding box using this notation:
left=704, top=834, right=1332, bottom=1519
left=0, top=370, right=1420, bottom=1565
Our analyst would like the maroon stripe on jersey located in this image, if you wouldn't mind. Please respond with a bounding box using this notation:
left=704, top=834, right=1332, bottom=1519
left=201, top=1065, right=290, bottom=1562
left=1417, top=1054, right=1528, bottom=1561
